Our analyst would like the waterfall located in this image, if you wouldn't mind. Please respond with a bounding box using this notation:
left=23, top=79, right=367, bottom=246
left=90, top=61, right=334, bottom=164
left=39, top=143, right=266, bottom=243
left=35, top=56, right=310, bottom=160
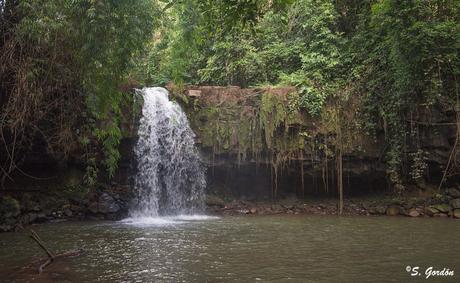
left=129, top=87, right=206, bottom=219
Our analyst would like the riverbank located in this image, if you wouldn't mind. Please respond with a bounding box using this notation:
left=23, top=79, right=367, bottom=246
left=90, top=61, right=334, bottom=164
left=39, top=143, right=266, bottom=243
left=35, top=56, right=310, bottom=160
left=205, top=189, right=460, bottom=219
left=0, top=184, right=132, bottom=232
left=2, top=187, right=460, bottom=232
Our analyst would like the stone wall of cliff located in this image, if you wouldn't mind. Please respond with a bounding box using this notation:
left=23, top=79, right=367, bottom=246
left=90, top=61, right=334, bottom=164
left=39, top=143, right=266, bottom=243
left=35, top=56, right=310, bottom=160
left=168, top=85, right=457, bottom=200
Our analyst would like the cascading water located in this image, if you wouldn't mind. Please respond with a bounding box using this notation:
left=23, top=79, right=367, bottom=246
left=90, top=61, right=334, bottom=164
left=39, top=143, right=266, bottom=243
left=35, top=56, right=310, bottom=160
left=127, top=87, right=206, bottom=221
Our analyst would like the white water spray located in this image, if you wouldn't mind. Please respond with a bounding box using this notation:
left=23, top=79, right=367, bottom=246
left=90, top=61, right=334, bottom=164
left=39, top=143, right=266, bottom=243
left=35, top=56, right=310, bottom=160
left=127, top=87, right=206, bottom=221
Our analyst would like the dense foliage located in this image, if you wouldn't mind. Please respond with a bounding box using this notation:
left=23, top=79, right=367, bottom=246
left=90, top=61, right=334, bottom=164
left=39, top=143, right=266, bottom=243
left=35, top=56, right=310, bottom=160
left=145, top=0, right=460, bottom=193
left=356, top=1, right=460, bottom=192
left=1, top=0, right=459, bottom=193
left=0, top=0, right=158, bottom=185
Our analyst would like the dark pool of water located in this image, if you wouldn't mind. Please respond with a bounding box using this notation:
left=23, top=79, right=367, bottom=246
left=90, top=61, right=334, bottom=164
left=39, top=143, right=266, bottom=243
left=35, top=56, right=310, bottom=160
left=0, top=215, right=459, bottom=282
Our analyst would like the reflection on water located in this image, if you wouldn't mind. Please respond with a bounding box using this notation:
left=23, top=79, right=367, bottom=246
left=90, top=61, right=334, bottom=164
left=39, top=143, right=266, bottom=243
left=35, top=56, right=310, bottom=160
left=0, top=215, right=459, bottom=282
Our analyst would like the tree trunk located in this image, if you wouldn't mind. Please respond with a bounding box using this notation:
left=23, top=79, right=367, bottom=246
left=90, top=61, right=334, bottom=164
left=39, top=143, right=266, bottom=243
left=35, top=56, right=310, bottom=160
left=337, top=108, right=344, bottom=215
left=337, top=148, right=343, bottom=215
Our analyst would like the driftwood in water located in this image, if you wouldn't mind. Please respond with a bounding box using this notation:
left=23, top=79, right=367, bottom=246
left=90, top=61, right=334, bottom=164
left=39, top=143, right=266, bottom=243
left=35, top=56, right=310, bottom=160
left=29, top=229, right=83, bottom=274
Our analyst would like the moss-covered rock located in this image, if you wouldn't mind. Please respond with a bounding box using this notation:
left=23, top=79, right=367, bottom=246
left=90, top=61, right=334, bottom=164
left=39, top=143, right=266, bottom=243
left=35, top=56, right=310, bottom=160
left=0, top=195, right=21, bottom=232
left=386, top=205, right=400, bottom=216
left=432, top=204, right=451, bottom=213
left=205, top=195, right=226, bottom=207
left=0, top=196, right=20, bottom=220
left=178, top=86, right=306, bottom=161
left=425, top=206, right=439, bottom=216
left=169, top=85, right=454, bottom=199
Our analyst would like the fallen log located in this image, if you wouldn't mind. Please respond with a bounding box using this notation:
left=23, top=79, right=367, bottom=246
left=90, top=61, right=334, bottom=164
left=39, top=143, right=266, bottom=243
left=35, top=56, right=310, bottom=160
left=29, top=229, right=83, bottom=274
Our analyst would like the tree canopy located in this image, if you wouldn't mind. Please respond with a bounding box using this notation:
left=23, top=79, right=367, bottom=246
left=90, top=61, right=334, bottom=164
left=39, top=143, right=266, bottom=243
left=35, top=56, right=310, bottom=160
left=1, top=0, right=459, bottom=193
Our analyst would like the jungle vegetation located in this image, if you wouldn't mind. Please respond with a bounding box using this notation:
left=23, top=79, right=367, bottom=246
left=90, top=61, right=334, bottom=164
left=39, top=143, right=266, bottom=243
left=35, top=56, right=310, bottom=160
left=1, top=0, right=459, bottom=200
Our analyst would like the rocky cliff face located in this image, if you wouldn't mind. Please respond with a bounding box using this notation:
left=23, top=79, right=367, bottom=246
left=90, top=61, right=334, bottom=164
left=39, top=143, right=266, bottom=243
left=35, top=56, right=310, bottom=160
left=1, top=85, right=458, bottom=231
left=168, top=85, right=458, bottom=200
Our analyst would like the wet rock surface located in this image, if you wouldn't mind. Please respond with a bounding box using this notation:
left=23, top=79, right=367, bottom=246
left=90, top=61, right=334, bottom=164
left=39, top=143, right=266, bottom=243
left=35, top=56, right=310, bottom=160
left=0, top=184, right=131, bottom=232
left=453, top=209, right=460, bottom=218
left=450, top=198, right=460, bottom=209
left=447, top=188, right=460, bottom=198
left=386, top=206, right=400, bottom=216
left=205, top=190, right=460, bottom=220
left=3, top=185, right=460, bottom=232
left=90, top=193, right=121, bottom=214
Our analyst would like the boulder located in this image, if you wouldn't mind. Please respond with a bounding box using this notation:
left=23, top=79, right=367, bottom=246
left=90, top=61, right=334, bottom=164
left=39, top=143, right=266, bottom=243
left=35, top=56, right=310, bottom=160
left=453, top=209, right=460, bottom=219
left=70, top=204, right=82, bottom=212
left=205, top=195, right=226, bottom=207
left=447, top=188, right=460, bottom=198
left=361, top=202, right=371, bottom=210
left=88, top=202, right=99, bottom=214
left=370, top=206, right=386, bottom=215
left=283, top=205, right=295, bottom=210
left=408, top=208, right=420, bottom=217
left=432, top=204, right=451, bottom=213
left=425, top=206, right=439, bottom=216
left=97, top=193, right=120, bottom=214
left=0, top=196, right=20, bottom=219
left=64, top=209, right=73, bottom=217
left=386, top=206, right=400, bottom=216
left=450, top=199, right=460, bottom=209
left=188, top=90, right=202, bottom=97
left=271, top=204, right=284, bottom=212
